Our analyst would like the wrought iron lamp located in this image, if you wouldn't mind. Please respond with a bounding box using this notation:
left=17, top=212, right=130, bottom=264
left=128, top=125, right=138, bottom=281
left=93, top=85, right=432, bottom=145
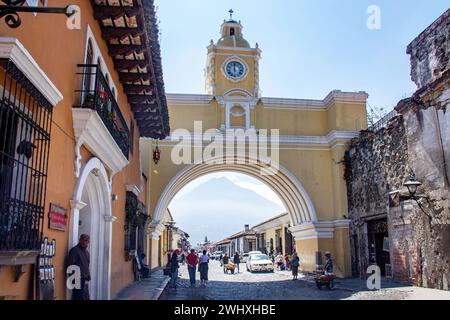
left=403, top=173, right=434, bottom=219
left=153, top=141, right=161, bottom=165
left=1, top=0, right=76, bottom=29
left=403, top=173, right=422, bottom=199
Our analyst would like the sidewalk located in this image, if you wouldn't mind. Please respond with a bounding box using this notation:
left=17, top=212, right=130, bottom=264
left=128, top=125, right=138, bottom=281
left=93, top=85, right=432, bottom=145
left=115, top=269, right=170, bottom=300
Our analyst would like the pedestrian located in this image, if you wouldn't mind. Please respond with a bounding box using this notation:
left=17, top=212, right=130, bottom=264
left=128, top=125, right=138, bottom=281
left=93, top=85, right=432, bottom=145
left=285, top=254, right=291, bottom=271
left=291, top=252, right=300, bottom=280
left=138, top=253, right=151, bottom=278
left=276, top=253, right=284, bottom=270
left=199, top=250, right=209, bottom=285
left=180, top=252, right=186, bottom=265
left=186, top=249, right=199, bottom=287
left=233, top=252, right=241, bottom=273
left=169, top=249, right=180, bottom=289
left=324, top=251, right=335, bottom=288
left=219, top=253, right=223, bottom=266
left=222, top=253, right=230, bottom=273
left=67, top=234, right=91, bottom=300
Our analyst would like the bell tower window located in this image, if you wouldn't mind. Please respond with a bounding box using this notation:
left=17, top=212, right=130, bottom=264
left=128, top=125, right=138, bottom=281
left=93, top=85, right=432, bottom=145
left=230, top=27, right=235, bottom=36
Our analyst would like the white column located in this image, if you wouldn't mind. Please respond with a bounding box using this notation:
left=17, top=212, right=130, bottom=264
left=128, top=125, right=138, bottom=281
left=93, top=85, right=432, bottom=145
left=245, top=103, right=251, bottom=129
left=69, top=199, right=87, bottom=248
left=226, top=102, right=231, bottom=129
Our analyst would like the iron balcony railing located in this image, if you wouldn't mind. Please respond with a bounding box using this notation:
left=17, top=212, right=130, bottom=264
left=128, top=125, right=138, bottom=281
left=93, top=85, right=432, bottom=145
left=75, top=64, right=130, bottom=159
left=367, top=110, right=398, bottom=132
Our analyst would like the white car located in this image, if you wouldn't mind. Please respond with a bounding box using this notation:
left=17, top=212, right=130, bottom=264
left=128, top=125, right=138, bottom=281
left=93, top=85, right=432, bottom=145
left=246, top=254, right=274, bottom=273
left=248, top=250, right=262, bottom=256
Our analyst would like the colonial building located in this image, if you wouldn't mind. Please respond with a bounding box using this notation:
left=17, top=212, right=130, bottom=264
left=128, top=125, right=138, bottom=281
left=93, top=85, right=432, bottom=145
left=252, top=213, right=295, bottom=256
left=346, top=9, right=450, bottom=290
left=215, top=238, right=231, bottom=256
left=228, top=225, right=256, bottom=255
left=0, top=0, right=169, bottom=300
left=141, top=12, right=368, bottom=277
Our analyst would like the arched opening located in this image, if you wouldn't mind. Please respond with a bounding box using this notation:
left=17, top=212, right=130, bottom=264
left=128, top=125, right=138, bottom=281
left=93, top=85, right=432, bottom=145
left=150, top=158, right=318, bottom=229
left=69, top=158, right=112, bottom=300
left=168, top=172, right=287, bottom=253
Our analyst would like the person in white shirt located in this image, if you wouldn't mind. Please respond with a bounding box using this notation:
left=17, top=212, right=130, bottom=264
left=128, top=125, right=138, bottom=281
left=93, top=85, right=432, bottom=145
left=198, top=250, right=210, bottom=285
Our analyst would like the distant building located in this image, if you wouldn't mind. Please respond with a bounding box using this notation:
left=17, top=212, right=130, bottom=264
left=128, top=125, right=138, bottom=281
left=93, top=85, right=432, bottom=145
left=215, top=238, right=231, bottom=256
left=252, top=213, right=294, bottom=255
left=228, top=225, right=257, bottom=255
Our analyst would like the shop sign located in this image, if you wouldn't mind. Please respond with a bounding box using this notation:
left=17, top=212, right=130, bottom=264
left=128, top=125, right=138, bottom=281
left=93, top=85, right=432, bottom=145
left=48, top=203, right=67, bottom=231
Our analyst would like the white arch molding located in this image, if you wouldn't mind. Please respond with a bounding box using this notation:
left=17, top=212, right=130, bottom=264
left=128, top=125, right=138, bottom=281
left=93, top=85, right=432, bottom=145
left=69, top=157, right=113, bottom=300
left=149, top=156, right=318, bottom=236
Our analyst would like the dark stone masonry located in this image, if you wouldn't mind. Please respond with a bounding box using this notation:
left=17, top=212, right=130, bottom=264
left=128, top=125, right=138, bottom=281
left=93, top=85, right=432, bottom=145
left=345, top=9, right=450, bottom=290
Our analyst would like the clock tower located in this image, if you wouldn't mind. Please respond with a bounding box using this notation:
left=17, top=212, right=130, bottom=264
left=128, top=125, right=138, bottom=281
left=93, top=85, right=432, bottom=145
left=205, top=10, right=261, bottom=129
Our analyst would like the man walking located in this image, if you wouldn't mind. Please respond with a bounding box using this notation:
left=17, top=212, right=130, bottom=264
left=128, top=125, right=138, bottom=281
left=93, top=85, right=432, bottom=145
left=68, top=234, right=91, bottom=300
left=233, top=252, right=241, bottom=273
left=169, top=249, right=180, bottom=289
left=186, top=249, right=198, bottom=287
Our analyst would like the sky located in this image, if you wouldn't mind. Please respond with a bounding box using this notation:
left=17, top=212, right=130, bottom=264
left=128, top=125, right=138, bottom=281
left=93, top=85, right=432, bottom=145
left=157, top=1, right=449, bottom=246
left=156, top=0, right=449, bottom=113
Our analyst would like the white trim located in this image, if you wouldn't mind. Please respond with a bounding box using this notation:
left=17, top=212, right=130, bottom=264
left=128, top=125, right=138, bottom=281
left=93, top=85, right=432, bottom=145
left=147, top=130, right=359, bottom=148
left=0, top=37, right=63, bottom=106
left=262, top=90, right=368, bottom=110
left=166, top=94, right=214, bottom=105
left=72, top=108, right=129, bottom=176
left=69, top=158, right=112, bottom=300
left=126, top=185, right=141, bottom=197
left=85, top=26, right=118, bottom=98
left=289, top=219, right=350, bottom=240
left=164, top=91, right=368, bottom=111
left=214, top=46, right=261, bottom=54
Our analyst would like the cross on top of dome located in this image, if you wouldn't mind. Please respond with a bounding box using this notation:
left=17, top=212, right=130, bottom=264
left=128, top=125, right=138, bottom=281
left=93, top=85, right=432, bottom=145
left=228, top=9, right=237, bottom=23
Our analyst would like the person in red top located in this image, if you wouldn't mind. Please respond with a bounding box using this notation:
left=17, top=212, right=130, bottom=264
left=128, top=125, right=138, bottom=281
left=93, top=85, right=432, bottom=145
left=186, top=249, right=199, bottom=287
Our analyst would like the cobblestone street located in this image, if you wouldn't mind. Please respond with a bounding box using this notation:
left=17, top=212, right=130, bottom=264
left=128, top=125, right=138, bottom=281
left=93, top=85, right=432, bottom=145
left=159, top=260, right=450, bottom=300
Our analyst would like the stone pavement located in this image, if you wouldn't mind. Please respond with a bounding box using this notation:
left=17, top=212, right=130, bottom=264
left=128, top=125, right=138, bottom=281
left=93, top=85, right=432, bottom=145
left=158, top=260, right=450, bottom=300
left=115, top=268, right=170, bottom=300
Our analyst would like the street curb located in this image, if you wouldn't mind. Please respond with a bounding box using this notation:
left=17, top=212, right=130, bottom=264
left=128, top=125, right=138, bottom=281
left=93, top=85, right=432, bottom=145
left=151, top=277, right=170, bottom=300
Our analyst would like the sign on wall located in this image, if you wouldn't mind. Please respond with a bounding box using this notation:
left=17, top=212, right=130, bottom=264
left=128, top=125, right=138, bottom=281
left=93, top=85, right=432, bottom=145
left=48, top=203, right=67, bottom=231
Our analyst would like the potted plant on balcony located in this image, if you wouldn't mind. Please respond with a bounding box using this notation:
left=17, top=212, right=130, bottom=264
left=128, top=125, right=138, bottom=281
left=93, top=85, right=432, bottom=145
left=82, top=93, right=95, bottom=109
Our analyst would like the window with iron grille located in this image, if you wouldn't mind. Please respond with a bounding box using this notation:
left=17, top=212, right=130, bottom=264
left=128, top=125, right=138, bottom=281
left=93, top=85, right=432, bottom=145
left=124, top=191, right=148, bottom=254
left=0, top=59, right=52, bottom=252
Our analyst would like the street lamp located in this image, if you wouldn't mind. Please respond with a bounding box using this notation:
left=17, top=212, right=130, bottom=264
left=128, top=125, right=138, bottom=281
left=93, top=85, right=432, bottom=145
left=403, top=173, right=422, bottom=199
left=402, top=173, right=434, bottom=220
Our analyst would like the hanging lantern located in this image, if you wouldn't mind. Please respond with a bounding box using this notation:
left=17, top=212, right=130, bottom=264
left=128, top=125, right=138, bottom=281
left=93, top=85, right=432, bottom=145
left=153, top=142, right=161, bottom=164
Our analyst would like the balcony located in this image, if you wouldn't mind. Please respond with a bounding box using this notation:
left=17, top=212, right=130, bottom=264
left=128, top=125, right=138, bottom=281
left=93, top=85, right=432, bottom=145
left=73, top=65, right=130, bottom=175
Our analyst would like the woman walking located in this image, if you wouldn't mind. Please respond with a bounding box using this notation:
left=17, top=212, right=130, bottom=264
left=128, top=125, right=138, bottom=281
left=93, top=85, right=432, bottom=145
left=291, top=252, right=300, bottom=280
left=199, top=250, right=210, bottom=286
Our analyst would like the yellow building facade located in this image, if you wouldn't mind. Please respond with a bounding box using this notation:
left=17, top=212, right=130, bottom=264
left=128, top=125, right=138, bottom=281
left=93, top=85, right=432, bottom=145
left=141, top=17, right=367, bottom=277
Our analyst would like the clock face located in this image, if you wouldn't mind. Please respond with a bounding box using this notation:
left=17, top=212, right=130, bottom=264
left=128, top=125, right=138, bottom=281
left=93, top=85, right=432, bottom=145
left=225, top=61, right=245, bottom=79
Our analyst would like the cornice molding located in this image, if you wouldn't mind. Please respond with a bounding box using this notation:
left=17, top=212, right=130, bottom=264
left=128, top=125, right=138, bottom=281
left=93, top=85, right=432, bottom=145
left=289, top=219, right=351, bottom=240
left=165, top=90, right=368, bottom=111
left=126, top=185, right=141, bottom=197
left=72, top=108, right=129, bottom=176
left=150, top=130, right=359, bottom=148
left=0, top=37, right=63, bottom=106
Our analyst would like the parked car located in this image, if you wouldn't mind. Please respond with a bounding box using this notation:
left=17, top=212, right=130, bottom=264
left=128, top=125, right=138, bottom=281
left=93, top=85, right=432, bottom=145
left=241, top=252, right=249, bottom=263
left=248, top=250, right=262, bottom=257
left=246, top=254, right=274, bottom=273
